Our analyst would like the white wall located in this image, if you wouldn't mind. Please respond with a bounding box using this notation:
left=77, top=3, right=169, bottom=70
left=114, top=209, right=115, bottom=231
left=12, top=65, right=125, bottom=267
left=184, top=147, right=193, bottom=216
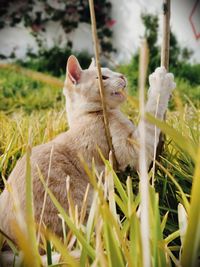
left=0, top=0, right=199, bottom=63
left=0, top=21, right=93, bottom=60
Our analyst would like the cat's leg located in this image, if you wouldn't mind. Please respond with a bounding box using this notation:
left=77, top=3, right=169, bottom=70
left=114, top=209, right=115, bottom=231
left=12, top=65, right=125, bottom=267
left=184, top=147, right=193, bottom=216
left=134, top=67, right=176, bottom=167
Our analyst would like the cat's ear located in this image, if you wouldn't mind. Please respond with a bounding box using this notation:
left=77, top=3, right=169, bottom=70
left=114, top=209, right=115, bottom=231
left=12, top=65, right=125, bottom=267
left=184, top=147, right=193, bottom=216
left=88, top=57, right=96, bottom=69
left=67, top=55, right=82, bottom=84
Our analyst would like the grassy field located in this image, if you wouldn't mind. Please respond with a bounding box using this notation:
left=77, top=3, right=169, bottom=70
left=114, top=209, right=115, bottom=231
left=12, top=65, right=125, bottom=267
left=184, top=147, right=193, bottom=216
left=0, top=64, right=200, bottom=266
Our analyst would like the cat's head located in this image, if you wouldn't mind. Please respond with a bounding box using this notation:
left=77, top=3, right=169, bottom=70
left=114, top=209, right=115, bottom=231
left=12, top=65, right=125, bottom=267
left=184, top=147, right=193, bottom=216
left=63, top=55, right=127, bottom=112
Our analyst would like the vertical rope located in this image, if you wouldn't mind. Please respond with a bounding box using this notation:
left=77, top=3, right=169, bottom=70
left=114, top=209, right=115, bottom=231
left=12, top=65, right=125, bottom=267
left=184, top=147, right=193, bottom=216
left=88, top=0, right=117, bottom=170
left=161, top=0, right=171, bottom=70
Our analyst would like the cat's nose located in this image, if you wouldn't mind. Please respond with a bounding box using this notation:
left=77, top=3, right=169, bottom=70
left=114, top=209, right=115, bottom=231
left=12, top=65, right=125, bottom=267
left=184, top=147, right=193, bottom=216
left=120, top=75, right=125, bottom=81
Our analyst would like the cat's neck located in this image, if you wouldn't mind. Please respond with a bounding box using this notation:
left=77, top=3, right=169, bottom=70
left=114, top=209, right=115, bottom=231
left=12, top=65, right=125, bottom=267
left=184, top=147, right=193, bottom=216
left=65, top=99, right=121, bottom=128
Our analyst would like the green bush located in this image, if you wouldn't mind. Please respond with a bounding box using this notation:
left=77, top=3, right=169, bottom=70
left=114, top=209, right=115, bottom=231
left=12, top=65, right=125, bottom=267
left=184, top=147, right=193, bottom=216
left=172, top=63, right=200, bottom=86
left=17, top=46, right=92, bottom=77
left=175, top=79, right=200, bottom=105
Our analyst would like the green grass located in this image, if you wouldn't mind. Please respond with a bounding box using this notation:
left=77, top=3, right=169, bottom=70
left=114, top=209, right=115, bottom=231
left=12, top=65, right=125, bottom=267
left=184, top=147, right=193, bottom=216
left=0, top=65, right=200, bottom=266
left=0, top=64, right=64, bottom=113
left=118, top=60, right=200, bottom=108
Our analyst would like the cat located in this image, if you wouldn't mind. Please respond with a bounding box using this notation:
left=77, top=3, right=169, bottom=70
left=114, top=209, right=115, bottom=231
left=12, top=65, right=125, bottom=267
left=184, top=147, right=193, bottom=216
left=0, top=55, right=175, bottom=244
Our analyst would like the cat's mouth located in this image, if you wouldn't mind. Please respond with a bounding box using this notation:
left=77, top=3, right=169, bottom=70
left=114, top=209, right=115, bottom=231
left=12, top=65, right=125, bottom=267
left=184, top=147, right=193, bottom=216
left=111, top=89, right=126, bottom=100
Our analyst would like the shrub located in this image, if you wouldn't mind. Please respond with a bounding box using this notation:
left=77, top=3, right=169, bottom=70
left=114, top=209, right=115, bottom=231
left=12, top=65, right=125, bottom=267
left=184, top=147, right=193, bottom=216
left=17, top=46, right=92, bottom=77
left=172, top=63, right=200, bottom=86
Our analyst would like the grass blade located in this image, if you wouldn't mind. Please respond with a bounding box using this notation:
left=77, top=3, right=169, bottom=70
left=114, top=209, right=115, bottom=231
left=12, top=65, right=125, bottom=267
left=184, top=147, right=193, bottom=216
left=181, top=146, right=200, bottom=267
left=102, top=205, right=124, bottom=267
left=37, top=167, right=96, bottom=260
left=146, top=113, right=197, bottom=161
left=46, top=240, right=53, bottom=266
left=45, top=230, right=79, bottom=267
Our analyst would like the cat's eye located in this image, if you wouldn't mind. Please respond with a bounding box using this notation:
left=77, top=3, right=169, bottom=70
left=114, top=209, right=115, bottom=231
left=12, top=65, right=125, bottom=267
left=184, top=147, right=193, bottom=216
left=96, top=75, right=109, bottom=80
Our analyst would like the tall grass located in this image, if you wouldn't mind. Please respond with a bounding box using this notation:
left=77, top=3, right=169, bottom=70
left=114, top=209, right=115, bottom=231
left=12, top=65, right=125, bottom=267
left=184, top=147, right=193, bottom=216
left=0, top=66, right=200, bottom=266
left=0, top=64, right=64, bottom=113
left=0, top=110, right=67, bottom=189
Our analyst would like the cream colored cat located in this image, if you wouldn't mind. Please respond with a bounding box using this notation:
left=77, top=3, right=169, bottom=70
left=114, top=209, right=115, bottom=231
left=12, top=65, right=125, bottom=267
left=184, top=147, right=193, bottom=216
left=0, top=55, right=175, bottom=243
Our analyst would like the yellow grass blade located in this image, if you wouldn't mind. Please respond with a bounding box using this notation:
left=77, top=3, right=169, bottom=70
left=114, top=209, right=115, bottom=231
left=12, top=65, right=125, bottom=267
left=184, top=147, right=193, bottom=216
left=25, top=145, right=41, bottom=266
left=181, top=146, right=200, bottom=267
left=45, top=230, right=80, bottom=267
left=146, top=113, right=197, bottom=161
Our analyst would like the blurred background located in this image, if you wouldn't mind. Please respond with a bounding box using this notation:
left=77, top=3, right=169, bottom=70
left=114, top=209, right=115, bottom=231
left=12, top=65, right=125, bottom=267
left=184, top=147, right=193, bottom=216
left=0, top=0, right=199, bottom=112
left=0, top=0, right=200, bottom=62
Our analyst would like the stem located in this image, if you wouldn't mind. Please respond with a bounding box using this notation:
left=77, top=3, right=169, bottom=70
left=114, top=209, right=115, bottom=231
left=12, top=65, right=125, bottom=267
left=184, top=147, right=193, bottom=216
left=88, top=0, right=117, bottom=170
left=161, top=0, right=171, bottom=71
left=139, top=39, right=151, bottom=267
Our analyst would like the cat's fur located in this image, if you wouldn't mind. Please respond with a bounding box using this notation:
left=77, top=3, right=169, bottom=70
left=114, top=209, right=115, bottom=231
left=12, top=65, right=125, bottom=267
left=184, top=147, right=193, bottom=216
left=0, top=55, right=175, bottom=243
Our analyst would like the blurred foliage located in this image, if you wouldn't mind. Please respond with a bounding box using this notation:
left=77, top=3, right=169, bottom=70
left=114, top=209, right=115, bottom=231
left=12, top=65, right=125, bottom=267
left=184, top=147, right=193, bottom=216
left=175, top=63, right=200, bottom=85
left=0, top=66, right=64, bottom=113
left=17, top=46, right=92, bottom=77
left=142, top=13, right=160, bottom=74
left=141, top=13, right=195, bottom=77
left=118, top=13, right=200, bottom=98
left=173, top=79, right=200, bottom=107
left=117, top=56, right=139, bottom=95
left=0, top=0, right=115, bottom=57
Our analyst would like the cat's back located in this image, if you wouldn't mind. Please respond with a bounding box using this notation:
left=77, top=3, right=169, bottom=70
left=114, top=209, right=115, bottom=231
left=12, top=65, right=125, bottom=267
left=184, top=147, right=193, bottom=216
left=0, top=134, right=88, bottom=238
left=54, top=113, right=110, bottom=168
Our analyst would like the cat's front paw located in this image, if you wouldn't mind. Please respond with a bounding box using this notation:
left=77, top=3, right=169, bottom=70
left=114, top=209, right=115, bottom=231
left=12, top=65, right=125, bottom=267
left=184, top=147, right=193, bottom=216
left=149, top=67, right=176, bottom=95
